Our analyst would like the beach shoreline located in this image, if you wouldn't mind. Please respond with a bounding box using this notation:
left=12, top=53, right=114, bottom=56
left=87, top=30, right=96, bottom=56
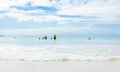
left=0, top=60, right=120, bottom=72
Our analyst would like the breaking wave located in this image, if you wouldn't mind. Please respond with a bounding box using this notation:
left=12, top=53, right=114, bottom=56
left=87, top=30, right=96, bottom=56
left=0, top=44, right=120, bottom=62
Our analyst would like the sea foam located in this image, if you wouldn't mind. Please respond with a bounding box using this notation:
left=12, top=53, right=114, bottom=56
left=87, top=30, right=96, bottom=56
left=0, top=44, right=120, bottom=61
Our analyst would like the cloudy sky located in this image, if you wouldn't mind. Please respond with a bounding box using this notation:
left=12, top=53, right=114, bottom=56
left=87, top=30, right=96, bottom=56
left=0, top=0, right=120, bottom=35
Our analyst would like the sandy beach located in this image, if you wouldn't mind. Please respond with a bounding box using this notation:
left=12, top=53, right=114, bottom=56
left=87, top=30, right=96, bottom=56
left=0, top=60, right=120, bottom=72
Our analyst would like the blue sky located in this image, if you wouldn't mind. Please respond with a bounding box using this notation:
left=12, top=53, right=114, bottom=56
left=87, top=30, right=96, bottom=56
left=0, top=0, right=120, bottom=35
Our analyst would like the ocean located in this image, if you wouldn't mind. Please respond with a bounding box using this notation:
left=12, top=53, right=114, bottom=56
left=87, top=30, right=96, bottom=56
left=0, top=35, right=120, bottom=61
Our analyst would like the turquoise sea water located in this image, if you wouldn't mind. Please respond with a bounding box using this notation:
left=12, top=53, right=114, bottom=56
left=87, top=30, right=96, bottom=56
left=0, top=35, right=120, bottom=61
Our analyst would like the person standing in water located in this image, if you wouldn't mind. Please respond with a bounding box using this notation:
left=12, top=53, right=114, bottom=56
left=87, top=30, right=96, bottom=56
left=54, top=34, right=56, bottom=40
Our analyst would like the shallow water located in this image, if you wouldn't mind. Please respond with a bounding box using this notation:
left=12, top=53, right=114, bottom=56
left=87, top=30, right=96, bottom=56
left=0, top=36, right=120, bottom=61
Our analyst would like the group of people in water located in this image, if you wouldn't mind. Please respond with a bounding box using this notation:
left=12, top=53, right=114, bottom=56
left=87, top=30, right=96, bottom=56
left=13, top=34, right=57, bottom=40
left=38, top=34, right=57, bottom=40
left=13, top=34, right=93, bottom=41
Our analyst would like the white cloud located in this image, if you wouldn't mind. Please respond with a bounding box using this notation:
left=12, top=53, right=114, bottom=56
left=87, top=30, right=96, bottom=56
left=56, top=0, right=120, bottom=24
left=0, top=0, right=120, bottom=24
left=31, top=0, right=53, bottom=6
left=0, top=0, right=28, bottom=10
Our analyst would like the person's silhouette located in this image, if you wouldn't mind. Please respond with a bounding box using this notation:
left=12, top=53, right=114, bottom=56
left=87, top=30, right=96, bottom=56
left=54, top=34, right=56, bottom=40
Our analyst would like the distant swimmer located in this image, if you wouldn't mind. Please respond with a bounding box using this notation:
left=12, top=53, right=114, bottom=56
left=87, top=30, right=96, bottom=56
left=44, top=36, right=47, bottom=40
left=53, top=34, right=56, bottom=40
left=38, top=37, right=40, bottom=40
left=88, top=37, right=91, bottom=40
left=42, top=36, right=47, bottom=40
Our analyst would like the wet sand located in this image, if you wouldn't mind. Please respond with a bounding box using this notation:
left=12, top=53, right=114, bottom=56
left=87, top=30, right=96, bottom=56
left=0, top=60, right=120, bottom=72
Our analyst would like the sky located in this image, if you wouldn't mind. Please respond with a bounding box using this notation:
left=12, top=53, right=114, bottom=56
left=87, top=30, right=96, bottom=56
left=0, top=0, right=120, bottom=36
